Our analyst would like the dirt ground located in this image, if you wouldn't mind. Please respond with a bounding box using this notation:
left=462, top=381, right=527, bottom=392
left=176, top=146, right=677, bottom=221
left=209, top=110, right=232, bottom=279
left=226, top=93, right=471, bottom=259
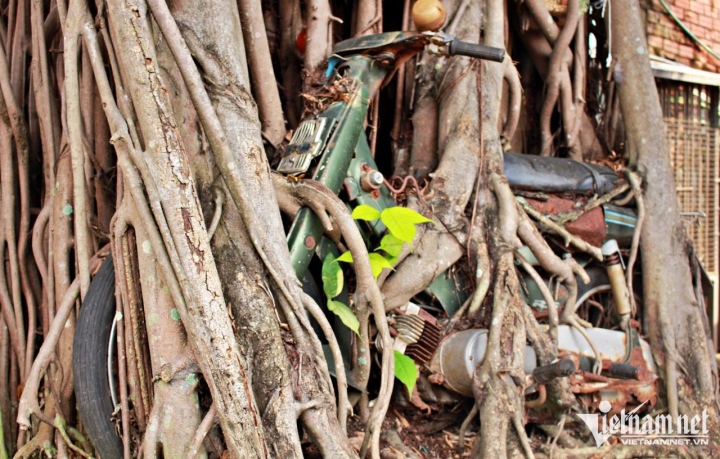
left=303, top=402, right=555, bottom=458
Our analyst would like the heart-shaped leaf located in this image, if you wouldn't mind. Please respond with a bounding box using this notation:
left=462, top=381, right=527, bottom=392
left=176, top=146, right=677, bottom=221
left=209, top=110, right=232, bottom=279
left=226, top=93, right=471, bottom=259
left=368, top=253, right=394, bottom=279
left=352, top=204, right=381, bottom=221
left=322, top=253, right=344, bottom=299
left=335, top=251, right=354, bottom=263
left=394, top=351, right=418, bottom=396
left=377, top=233, right=404, bottom=258
left=327, top=300, right=360, bottom=336
left=381, top=207, right=433, bottom=243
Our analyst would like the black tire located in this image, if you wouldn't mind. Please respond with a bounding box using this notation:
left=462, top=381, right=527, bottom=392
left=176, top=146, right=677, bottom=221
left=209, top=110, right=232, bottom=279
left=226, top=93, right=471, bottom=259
left=73, top=256, right=123, bottom=459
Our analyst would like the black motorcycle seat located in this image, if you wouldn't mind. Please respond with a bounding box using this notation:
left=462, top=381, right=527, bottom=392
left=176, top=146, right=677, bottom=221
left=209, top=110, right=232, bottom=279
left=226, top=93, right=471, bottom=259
left=504, top=152, right=618, bottom=195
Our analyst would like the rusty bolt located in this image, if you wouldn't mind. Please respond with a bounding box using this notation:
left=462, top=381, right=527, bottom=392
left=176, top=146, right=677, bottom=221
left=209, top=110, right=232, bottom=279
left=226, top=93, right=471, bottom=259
left=304, top=236, right=316, bottom=249
left=361, top=169, right=384, bottom=192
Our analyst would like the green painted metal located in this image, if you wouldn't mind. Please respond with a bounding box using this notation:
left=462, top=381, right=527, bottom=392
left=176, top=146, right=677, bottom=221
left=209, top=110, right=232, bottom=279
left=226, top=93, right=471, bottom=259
left=426, top=272, right=469, bottom=316
left=284, top=37, right=465, bottom=315
left=346, top=136, right=395, bottom=237
left=287, top=55, right=388, bottom=278
left=333, top=31, right=419, bottom=56
left=603, top=204, right=637, bottom=246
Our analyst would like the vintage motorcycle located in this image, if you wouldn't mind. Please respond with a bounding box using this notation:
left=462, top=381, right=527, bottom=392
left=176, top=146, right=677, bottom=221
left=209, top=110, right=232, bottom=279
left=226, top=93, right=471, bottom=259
left=273, top=29, right=657, bottom=417
left=73, top=30, right=659, bottom=457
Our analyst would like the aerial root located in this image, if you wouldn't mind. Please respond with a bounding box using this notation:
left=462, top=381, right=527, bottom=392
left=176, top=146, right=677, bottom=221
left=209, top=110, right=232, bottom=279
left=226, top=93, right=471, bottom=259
left=272, top=175, right=393, bottom=458
left=296, top=400, right=323, bottom=417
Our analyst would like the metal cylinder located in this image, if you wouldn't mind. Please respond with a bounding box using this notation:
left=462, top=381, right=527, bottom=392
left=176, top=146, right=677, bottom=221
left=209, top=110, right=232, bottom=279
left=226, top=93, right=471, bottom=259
left=429, top=329, right=537, bottom=396
left=429, top=326, right=657, bottom=398
left=601, top=240, right=632, bottom=319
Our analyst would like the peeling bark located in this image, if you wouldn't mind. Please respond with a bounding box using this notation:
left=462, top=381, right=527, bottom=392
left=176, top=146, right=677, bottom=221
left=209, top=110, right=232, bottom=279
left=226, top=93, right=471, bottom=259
left=105, top=1, right=267, bottom=456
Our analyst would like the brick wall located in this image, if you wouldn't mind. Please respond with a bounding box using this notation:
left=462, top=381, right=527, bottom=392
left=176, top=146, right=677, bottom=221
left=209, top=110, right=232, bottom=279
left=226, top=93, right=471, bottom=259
left=643, top=0, right=720, bottom=72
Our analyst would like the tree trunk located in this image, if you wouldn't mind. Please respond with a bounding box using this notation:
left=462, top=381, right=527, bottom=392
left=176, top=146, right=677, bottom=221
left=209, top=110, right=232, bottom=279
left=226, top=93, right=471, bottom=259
left=610, top=2, right=720, bottom=447
left=104, top=1, right=267, bottom=456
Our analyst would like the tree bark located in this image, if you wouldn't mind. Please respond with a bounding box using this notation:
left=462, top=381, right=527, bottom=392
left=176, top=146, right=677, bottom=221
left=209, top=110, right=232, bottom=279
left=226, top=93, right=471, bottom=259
left=149, top=0, right=353, bottom=455
left=304, top=0, right=333, bottom=73
left=131, top=222, right=205, bottom=459
left=610, top=0, right=720, bottom=450
left=104, top=1, right=267, bottom=456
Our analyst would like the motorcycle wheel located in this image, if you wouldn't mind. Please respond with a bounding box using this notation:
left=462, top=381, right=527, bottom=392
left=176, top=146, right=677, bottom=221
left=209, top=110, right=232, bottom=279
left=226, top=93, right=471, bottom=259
left=72, top=255, right=329, bottom=458
left=72, top=255, right=123, bottom=459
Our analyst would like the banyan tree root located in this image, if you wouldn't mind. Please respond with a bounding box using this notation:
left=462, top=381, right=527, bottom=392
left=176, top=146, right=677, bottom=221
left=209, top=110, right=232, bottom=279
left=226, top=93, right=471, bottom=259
left=237, top=0, right=286, bottom=146
left=466, top=19, right=587, bottom=445
left=123, top=216, right=205, bottom=458
left=157, top=5, right=354, bottom=457
left=502, top=59, right=522, bottom=149
left=272, top=175, right=394, bottom=459
left=514, top=0, right=603, bottom=159
left=536, top=0, right=580, bottom=158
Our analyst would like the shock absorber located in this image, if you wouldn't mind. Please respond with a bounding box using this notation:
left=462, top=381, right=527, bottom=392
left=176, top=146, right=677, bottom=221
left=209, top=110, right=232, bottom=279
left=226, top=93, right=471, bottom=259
left=601, top=239, right=632, bottom=329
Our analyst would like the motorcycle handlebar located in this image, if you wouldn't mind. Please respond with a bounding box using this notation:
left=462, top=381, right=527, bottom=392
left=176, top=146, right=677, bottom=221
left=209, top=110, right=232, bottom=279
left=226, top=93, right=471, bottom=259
left=532, top=358, right=576, bottom=384
left=448, top=39, right=505, bottom=62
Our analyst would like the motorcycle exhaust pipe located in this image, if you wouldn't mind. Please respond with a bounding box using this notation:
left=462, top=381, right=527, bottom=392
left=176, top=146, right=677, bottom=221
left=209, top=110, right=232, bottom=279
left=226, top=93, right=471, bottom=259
left=429, top=325, right=656, bottom=397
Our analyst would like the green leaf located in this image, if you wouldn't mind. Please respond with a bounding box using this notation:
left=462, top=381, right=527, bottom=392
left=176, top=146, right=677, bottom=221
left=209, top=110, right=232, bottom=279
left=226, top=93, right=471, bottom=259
left=327, top=300, right=360, bottom=336
left=381, top=207, right=433, bottom=243
left=322, top=253, right=344, bottom=299
left=383, top=207, right=433, bottom=224
left=382, top=217, right=415, bottom=243
left=368, top=253, right=394, bottom=279
left=393, top=351, right=418, bottom=396
left=352, top=204, right=381, bottom=221
left=335, top=251, right=354, bottom=263
left=378, top=233, right=404, bottom=258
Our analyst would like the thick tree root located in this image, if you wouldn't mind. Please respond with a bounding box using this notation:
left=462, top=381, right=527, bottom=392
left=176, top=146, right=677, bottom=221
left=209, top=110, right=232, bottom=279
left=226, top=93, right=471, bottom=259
left=273, top=176, right=392, bottom=459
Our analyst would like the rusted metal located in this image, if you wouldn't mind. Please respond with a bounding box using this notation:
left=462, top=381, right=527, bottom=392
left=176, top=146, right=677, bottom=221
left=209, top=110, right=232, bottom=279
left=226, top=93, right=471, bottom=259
left=360, top=168, right=384, bottom=191
left=394, top=314, right=426, bottom=343
left=383, top=175, right=432, bottom=204
left=391, top=304, right=443, bottom=365
left=406, top=320, right=442, bottom=364
left=432, top=325, right=659, bottom=416
left=543, top=0, right=567, bottom=17
left=304, top=235, right=316, bottom=249
left=524, top=329, right=658, bottom=416
left=526, top=195, right=607, bottom=247
left=384, top=175, right=425, bottom=196
left=561, top=335, right=658, bottom=415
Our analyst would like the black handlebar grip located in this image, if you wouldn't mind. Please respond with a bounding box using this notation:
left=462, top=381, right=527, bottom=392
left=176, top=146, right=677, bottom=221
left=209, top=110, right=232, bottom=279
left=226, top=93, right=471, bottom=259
left=607, top=362, right=643, bottom=380
left=532, top=359, right=576, bottom=384
left=448, top=39, right=505, bottom=62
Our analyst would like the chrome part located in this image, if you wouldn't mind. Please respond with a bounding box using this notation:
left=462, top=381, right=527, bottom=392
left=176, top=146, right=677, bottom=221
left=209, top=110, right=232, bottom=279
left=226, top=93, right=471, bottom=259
left=378, top=303, right=443, bottom=366
left=360, top=169, right=384, bottom=191
left=395, top=314, right=425, bottom=344
left=277, top=118, right=334, bottom=174
left=108, top=313, right=118, bottom=410
left=602, top=239, right=632, bottom=322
